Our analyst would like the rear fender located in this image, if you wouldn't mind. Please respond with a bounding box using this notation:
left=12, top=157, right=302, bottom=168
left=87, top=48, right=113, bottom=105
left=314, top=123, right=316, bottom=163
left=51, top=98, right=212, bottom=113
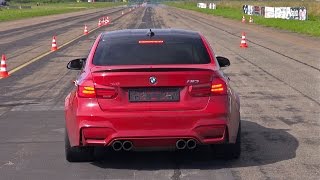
left=227, top=89, right=240, bottom=143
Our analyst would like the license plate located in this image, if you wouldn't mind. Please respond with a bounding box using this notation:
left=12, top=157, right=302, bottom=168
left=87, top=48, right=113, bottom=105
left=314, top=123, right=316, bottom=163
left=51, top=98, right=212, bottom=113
left=129, top=88, right=180, bottom=102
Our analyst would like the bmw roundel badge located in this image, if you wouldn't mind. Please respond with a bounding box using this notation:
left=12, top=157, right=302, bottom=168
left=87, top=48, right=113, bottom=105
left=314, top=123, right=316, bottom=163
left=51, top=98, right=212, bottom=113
left=149, top=76, right=157, bottom=85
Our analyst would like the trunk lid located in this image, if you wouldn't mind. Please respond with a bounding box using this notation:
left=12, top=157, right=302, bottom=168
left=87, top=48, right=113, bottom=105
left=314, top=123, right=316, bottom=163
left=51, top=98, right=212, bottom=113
left=91, top=66, right=216, bottom=112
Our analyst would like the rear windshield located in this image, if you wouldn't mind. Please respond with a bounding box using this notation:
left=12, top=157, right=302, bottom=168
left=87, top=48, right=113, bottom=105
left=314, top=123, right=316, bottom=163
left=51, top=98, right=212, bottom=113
left=92, top=36, right=211, bottom=65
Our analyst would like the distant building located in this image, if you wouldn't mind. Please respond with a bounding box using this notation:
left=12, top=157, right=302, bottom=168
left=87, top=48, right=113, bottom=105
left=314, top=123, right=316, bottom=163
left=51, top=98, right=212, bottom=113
left=0, top=0, right=7, bottom=6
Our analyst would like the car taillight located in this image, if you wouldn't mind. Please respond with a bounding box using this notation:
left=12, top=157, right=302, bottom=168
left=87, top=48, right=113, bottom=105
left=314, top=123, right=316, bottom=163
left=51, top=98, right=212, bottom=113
left=78, top=86, right=96, bottom=98
left=96, top=86, right=117, bottom=99
left=188, top=83, right=211, bottom=97
left=78, top=80, right=96, bottom=98
left=77, top=80, right=117, bottom=99
left=211, top=79, right=226, bottom=95
left=189, top=78, right=227, bottom=97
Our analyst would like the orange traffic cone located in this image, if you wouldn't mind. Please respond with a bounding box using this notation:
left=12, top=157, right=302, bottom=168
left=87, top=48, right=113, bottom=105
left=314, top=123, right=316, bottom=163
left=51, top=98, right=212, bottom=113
left=51, top=36, right=58, bottom=51
left=0, top=54, right=9, bottom=78
left=84, top=25, right=88, bottom=35
left=249, top=16, right=254, bottom=23
left=241, top=16, right=246, bottom=23
left=98, top=19, right=102, bottom=27
left=240, top=32, right=248, bottom=48
left=102, top=17, right=106, bottom=25
left=106, top=16, right=110, bottom=25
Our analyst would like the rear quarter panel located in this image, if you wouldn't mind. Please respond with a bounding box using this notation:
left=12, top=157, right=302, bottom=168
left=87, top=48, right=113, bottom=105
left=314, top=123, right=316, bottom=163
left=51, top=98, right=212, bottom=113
left=228, top=87, right=241, bottom=143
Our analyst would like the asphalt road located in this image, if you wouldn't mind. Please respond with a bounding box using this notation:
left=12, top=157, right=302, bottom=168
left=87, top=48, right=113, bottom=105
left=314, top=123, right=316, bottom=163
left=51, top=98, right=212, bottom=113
left=0, top=4, right=319, bottom=180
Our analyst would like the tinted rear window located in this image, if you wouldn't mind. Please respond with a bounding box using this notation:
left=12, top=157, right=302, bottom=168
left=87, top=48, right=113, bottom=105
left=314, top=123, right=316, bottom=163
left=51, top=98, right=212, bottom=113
left=92, top=35, right=211, bottom=65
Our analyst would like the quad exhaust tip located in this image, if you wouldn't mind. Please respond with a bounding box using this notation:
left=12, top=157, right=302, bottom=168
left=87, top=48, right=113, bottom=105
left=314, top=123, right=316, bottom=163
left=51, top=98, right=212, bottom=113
left=187, top=139, right=197, bottom=149
left=176, top=139, right=197, bottom=150
left=122, top=141, right=133, bottom=151
left=112, top=141, right=123, bottom=151
left=176, top=139, right=187, bottom=149
left=112, top=140, right=133, bottom=151
left=113, top=139, right=195, bottom=151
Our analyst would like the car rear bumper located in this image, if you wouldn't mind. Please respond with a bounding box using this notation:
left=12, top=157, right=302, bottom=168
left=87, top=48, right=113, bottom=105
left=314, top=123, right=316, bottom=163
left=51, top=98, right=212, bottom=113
left=80, top=117, right=227, bottom=147
left=65, top=97, right=239, bottom=148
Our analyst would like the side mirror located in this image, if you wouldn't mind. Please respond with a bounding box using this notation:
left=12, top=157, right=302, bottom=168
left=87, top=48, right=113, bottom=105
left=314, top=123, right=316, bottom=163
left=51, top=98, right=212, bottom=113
left=67, top=58, right=86, bottom=70
left=216, top=56, right=230, bottom=68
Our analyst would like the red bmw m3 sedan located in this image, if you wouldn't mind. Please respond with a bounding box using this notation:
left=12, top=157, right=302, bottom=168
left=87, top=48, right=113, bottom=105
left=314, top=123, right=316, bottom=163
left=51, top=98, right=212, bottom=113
left=65, top=29, right=241, bottom=162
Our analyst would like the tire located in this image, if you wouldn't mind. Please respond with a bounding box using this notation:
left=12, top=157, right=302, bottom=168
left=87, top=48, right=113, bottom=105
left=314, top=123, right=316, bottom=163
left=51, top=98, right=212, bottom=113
left=211, top=124, right=241, bottom=159
left=65, top=130, right=94, bottom=162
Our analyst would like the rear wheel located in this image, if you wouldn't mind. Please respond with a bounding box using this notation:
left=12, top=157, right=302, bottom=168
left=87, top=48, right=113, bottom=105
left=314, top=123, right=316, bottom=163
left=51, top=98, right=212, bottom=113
left=65, top=130, right=94, bottom=162
left=211, top=124, right=241, bottom=159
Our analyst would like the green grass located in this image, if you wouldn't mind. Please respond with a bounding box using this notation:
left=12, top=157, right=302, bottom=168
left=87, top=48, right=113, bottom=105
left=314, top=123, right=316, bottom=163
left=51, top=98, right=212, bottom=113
left=165, top=2, right=320, bottom=37
left=0, top=2, right=126, bottom=22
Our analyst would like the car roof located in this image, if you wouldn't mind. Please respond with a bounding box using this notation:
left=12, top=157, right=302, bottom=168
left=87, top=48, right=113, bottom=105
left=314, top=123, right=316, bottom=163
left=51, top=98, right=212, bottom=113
left=101, top=29, right=201, bottom=40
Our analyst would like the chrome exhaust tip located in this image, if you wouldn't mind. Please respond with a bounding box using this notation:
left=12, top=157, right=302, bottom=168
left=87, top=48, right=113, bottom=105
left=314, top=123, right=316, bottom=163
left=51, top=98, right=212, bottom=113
left=122, top=141, right=133, bottom=151
left=112, top=141, right=123, bottom=151
left=176, top=139, right=187, bottom=150
left=187, top=139, right=197, bottom=149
